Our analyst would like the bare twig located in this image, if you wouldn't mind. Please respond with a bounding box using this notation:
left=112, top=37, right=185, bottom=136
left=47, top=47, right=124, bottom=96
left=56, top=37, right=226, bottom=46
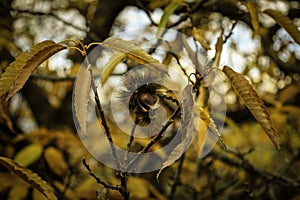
left=91, top=76, right=121, bottom=170
left=140, top=106, right=181, bottom=154
left=76, top=42, right=129, bottom=199
left=170, top=51, right=191, bottom=81
left=169, top=0, right=207, bottom=28
left=12, top=9, right=87, bottom=32
left=223, top=20, right=238, bottom=44
left=125, top=105, right=181, bottom=171
left=136, top=0, right=157, bottom=26
left=82, top=159, right=121, bottom=190
left=211, top=149, right=300, bottom=188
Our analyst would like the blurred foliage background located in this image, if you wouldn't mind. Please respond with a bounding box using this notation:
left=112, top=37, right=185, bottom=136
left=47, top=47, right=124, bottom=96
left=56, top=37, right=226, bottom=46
left=0, top=0, right=300, bottom=199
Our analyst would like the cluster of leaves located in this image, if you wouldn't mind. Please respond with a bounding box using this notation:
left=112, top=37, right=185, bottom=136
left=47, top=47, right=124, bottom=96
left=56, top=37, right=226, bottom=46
left=0, top=0, right=300, bottom=200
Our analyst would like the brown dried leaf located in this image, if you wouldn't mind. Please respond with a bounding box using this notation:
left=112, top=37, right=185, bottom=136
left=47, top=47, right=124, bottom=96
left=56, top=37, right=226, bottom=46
left=74, top=64, right=92, bottom=135
left=0, top=156, right=57, bottom=200
left=264, top=9, right=300, bottom=45
left=223, top=66, right=282, bottom=153
left=0, top=40, right=66, bottom=100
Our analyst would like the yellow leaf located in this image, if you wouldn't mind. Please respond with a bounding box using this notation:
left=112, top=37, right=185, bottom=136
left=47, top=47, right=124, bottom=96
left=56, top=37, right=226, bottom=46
left=8, top=184, right=29, bottom=200
left=44, top=147, right=68, bottom=176
left=32, top=189, right=48, bottom=200
left=195, top=105, right=226, bottom=158
left=127, top=177, right=149, bottom=199
left=195, top=116, right=209, bottom=157
left=0, top=173, right=26, bottom=190
left=14, top=144, right=43, bottom=167
left=52, top=181, right=78, bottom=200
left=74, top=176, right=100, bottom=199
left=264, top=9, right=300, bottom=45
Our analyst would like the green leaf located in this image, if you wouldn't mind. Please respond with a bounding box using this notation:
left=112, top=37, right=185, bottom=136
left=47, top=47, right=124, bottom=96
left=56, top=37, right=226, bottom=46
left=0, top=156, right=57, bottom=200
left=264, top=9, right=300, bottom=45
left=0, top=40, right=66, bottom=100
left=14, top=144, right=43, bottom=167
left=157, top=0, right=183, bottom=38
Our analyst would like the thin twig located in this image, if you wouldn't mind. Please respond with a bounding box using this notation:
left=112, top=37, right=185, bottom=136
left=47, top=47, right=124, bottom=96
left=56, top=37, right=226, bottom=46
left=31, top=71, right=125, bottom=82
left=127, top=123, right=137, bottom=152
left=91, top=75, right=121, bottom=170
left=82, top=159, right=121, bottom=190
left=13, top=9, right=87, bottom=32
left=169, top=0, right=207, bottom=28
left=123, top=122, right=138, bottom=168
left=125, top=105, right=181, bottom=171
left=223, top=20, right=238, bottom=44
left=136, top=0, right=157, bottom=26
left=170, top=52, right=191, bottom=81
left=118, top=172, right=130, bottom=200
left=78, top=42, right=129, bottom=200
left=140, top=106, right=181, bottom=154
left=211, top=149, right=300, bottom=188
left=62, top=169, right=74, bottom=197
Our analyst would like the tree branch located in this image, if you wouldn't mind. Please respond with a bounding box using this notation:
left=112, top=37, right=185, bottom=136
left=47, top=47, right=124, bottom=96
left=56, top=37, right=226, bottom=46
left=12, top=8, right=87, bottom=33
left=210, top=149, right=300, bottom=188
